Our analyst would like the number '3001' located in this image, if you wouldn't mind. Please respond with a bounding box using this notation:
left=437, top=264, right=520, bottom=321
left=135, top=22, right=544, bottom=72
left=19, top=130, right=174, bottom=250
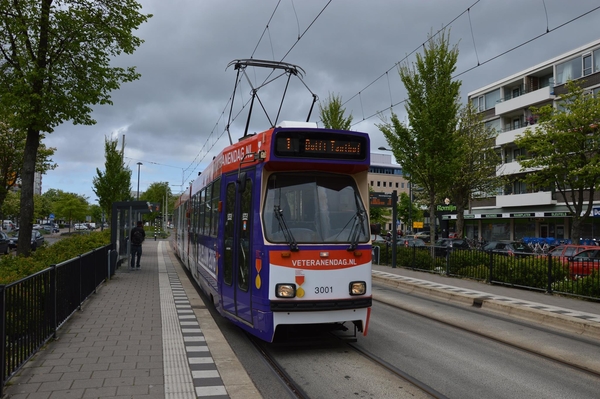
left=315, top=286, right=333, bottom=294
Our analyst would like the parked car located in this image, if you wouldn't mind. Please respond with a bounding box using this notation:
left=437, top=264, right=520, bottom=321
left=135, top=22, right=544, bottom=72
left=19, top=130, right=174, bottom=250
left=482, top=241, right=535, bottom=258
left=0, top=231, right=10, bottom=254
left=74, top=223, right=88, bottom=230
left=433, top=238, right=471, bottom=256
left=399, top=236, right=427, bottom=248
left=549, top=244, right=598, bottom=263
left=32, top=224, right=41, bottom=230
left=414, top=231, right=432, bottom=243
left=42, top=224, right=60, bottom=233
left=567, top=249, right=600, bottom=278
left=9, top=230, right=45, bottom=251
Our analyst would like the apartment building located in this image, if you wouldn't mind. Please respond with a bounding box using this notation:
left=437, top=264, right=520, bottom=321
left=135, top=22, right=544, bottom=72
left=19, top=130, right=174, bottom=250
left=451, top=38, right=600, bottom=242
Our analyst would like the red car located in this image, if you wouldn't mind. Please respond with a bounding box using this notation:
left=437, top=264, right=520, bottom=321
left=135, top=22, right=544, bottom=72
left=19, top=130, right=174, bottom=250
left=549, top=244, right=598, bottom=264
left=567, top=249, right=600, bottom=278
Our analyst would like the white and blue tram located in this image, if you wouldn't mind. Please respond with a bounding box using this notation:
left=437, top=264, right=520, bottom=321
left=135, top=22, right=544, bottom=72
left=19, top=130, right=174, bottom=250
left=172, top=122, right=372, bottom=342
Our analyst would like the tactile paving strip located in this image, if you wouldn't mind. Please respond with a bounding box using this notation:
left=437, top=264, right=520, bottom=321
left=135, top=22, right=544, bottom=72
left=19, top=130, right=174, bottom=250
left=158, top=241, right=230, bottom=398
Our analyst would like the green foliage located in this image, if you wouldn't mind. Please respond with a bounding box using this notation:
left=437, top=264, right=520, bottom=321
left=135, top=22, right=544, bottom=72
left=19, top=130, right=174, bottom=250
left=0, top=230, right=111, bottom=284
left=378, top=30, right=462, bottom=239
left=0, top=1, right=150, bottom=255
left=53, top=192, right=89, bottom=226
left=0, top=116, right=56, bottom=220
left=140, top=182, right=172, bottom=224
left=318, top=93, right=353, bottom=130
left=93, top=137, right=133, bottom=222
left=447, top=103, right=504, bottom=237
left=553, top=270, right=600, bottom=298
left=397, top=192, right=422, bottom=230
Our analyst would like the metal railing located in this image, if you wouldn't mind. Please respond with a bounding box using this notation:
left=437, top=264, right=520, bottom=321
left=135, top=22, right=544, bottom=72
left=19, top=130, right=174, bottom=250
left=0, top=244, right=115, bottom=396
left=373, top=244, right=600, bottom=301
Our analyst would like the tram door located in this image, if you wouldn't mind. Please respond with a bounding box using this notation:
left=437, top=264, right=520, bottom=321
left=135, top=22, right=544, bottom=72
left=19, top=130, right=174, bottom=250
left=221, top=173, right=253, bottom=324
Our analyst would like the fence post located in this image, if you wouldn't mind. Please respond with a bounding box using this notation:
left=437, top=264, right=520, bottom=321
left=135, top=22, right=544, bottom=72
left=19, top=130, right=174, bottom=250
left=412, top=245, right=416, bottom=270
left=546, top=252, right=553, bottom=294
left=488, top=251, right=494, bottom=283
left=0, top=284, right=6, bottom=397
left=50, top=264, right=57, bottom=339
left=78, top=255, right=83, bottom=311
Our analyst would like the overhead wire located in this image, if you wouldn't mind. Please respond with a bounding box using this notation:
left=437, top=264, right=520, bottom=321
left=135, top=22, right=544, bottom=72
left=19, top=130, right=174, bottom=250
left=348, top=3, right=600, bottom=128
left=182, top=0, right=333, bottom=185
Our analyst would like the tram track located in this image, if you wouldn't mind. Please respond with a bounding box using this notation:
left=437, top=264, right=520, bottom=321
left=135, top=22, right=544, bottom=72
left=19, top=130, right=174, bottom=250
left=245, top=325, right=440, bottom=399
left=339, top=335, right=447, bottom=399
left=246, top=333, right=311, bottom=399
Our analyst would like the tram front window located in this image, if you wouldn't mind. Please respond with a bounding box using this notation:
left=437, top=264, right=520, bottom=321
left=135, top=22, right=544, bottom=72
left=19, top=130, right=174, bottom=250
left=264, top=173, right=369, bottom=244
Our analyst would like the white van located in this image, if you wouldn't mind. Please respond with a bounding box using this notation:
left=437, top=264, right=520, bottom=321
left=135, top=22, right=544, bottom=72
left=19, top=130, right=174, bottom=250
left=3, top=220, right=15, bottom=231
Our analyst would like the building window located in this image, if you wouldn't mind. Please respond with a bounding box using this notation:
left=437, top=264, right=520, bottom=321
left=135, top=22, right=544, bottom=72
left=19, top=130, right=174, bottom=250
left=370, top=181, right=373, bottom=186
left=583, top=53, right=593, bottom=77
left=556, top=57, right=582, bottom=85
left=383, top=182, right=387, bottom=187
left=395, top=182, right=399, bottom=188
left=377, top=181, right=380, bottom=187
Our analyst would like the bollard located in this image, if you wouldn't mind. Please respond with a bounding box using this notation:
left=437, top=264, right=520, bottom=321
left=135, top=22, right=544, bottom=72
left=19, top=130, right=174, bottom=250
left=154, top=234, right=157, bottom=241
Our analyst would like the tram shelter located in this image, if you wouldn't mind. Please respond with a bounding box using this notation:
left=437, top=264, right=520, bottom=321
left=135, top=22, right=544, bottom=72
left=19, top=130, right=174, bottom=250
left=110, top=201, right=153, bottom=267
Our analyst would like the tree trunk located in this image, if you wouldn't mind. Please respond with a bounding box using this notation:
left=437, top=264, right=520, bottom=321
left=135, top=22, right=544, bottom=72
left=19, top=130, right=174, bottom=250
left=16, top=128, right=40, bottom=256
left=455, top=202, right=466, bottom=239
left=570, top=217, right=584, bottom=245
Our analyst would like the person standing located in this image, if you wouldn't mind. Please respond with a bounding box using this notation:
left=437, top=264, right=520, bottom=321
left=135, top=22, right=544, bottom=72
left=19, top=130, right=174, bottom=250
left=130, top=221, right=146, bottom=270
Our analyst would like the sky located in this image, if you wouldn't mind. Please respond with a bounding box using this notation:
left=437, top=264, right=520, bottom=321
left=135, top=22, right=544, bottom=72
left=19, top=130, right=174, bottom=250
left=41, top=0, right=600, bottom=202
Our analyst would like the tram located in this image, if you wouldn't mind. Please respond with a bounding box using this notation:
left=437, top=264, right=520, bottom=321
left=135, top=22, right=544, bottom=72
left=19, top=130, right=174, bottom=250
left=172, top=121, right=372, bottom=342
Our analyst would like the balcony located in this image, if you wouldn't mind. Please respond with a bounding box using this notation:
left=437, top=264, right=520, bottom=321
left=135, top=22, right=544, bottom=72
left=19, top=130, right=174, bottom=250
left=495, top=86, right=554, bottom=115
left=496, top=191, right=555, bottom=207
left=496, top=127, right=527, bottom=146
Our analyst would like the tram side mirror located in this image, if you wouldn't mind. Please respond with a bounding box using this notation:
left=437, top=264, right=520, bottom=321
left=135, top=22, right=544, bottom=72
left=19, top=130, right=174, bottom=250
left=237, top=171, right=247, bottom=191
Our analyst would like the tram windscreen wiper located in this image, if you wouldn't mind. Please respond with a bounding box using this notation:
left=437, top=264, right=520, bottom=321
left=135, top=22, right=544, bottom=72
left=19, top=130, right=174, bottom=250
left=274, top=205, right=298, bottom=251
left=347, top=210, right=366, bottom=251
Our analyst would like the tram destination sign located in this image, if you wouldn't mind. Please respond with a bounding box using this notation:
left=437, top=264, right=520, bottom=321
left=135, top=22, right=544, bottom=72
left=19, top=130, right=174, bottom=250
left=274, top=131, right=367, bottom=160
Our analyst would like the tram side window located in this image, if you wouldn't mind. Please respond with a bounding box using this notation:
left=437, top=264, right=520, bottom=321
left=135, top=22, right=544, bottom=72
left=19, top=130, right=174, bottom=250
left=193, top=193, right=200, bottom=241
left=197, top=189, right=205, bottom=235
left=204, top=185, right=212, bottom=234
left=210, top=179, right=221, bottom=237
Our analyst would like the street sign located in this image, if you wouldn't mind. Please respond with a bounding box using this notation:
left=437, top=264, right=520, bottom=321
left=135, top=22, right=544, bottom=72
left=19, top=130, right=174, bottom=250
left=49, top=213, right=55, bottom=220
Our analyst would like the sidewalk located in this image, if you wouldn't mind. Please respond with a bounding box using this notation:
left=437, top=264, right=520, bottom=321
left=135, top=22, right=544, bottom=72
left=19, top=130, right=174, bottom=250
left=3, top=240, right=259, bottom=399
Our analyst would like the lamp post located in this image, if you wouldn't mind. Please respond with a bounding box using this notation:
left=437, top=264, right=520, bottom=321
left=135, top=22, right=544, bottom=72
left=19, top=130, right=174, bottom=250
left=137, top=162, right=142, bottom=200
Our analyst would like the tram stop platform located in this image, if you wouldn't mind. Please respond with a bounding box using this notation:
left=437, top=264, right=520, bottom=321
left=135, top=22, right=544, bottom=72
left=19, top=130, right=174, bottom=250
left=3, top=241, right=600, bottom=398
left=3, top=240, right=260, bottom=399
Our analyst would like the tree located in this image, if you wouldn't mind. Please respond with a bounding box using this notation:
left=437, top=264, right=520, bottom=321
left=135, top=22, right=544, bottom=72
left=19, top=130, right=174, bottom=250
left=397, top=192, right=422, bottom=232
left=378, top=30, right=461, bottom=244
left=93, top=137, right=133, bottom=223
left=0, top=116, right=56, bottom=221
left=318, top=93, right=353, bottom=130
left=515, top=80, right=600, bottom=243
left=0, top=2, right=151, bottom=256
left=140, top=182, right=172, bottom=224
left=53, top=192, right=88, bottom=231
left=1, top=190, right=19, bottom=223
left=445, top=103, right=503, bottom=238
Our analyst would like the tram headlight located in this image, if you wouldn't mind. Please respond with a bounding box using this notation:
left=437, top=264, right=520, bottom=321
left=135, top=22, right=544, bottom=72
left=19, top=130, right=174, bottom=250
left=275, top=283, right=296, bottom=298
left=349, top=281, right=366, bottom=296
